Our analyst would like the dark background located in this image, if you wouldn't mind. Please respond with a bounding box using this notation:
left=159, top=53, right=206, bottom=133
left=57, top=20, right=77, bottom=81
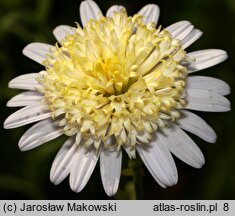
left=0, top=0, right=234, bottom=199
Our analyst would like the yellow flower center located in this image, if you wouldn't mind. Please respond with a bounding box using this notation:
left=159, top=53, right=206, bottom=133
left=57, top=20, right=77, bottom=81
left=39, top=9, right=187, bottom=151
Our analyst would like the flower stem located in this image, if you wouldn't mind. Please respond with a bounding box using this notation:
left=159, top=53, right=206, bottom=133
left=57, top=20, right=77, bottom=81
left=130, top=157, right=144, bottom=199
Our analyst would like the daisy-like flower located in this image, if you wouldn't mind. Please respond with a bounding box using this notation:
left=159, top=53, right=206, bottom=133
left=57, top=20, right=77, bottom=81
left=4, top=0, right=230, bottom=196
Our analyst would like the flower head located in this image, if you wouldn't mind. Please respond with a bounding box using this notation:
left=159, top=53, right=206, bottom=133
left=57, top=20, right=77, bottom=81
left=4, top=0, right=230, bottom=196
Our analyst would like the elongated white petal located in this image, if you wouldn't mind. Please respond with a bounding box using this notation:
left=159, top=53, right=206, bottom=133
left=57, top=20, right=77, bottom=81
left=178, top=110, right=217, bottom=143
left=80, top=0, right=102, bottom=27
left=4, top=102, right=51, bottom=129
left=106, top=5, right=124, bottom=17
left=186, top=89, right=231, bottom=112
left=8, top=73, right=40, bottom=90
left=166, top=21, right=191, bottom=38
left=187, top=76, right=230, bottom=96
left=163, top=125, right=205, bottom=168
left=186, top=49, right=228, bottom=73
left=53, top=25, right=76, bottom=42
left=23, top=43, right=53, bottom=64
left=19, top=119, right=63, bottom=151
left=173, top=24, right=194, bottom=41
left=137, top=4, right=160, bottom=26
left=137, top=134, right=178, bottom=187
left=69, top=145, right=100, bottom=193
left=166, top=21, right=190, bottom=32
left=100, top=147, right=122, bottom=196
left=181, top=29, right=202, bottom=49
left=7, top=91, right=43, bottom=107
left=123, top=145, right=136, bottom=159
left=50, top=138, right=77, bottom=185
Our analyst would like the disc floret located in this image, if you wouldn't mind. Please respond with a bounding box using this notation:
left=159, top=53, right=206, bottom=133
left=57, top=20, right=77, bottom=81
left=39, top=9, right=187, bottom=152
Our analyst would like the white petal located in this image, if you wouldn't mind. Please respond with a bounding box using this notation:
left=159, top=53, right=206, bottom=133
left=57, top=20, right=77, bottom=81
left=53, top=25, right=76, bottom=42
left=23, top=43, right=53, bottom=64
left=7, top=91, right=43, bottom=107
left=50, top=137, right=77, bottom=185
left=166, top=21, right=191, bottom=38
left=177, top=110, right=217, bottom=143
left=69, top=145, right=100, bottom=193
left=106, top=5, right=124, bottom=17
left=80, top=0, right=102, bottom=27
left=8, top=73, right=41, bottom=90
left=137, top=4, right=160, bottom=26
left=163, top=125, right=205, bottom=168
left=187, top=76, right=230, bottom=96
left=123, top=145, right=136, bottom=159
left=186, top=49, right=228, bottom=73
left=173, top=24, right=194, bottom=41
left=136, top=134, right=178, bottom=187
left=166, top=21, right=190, bottom=32
left=4, top=102, right=51, bottom=129
left=181, top=29, right=203, bottom=49
left=186, top=89, right=231, bottom=112
left=100, top=147, right=122, bottom=196
left=18, top=119, right=63, bottom=151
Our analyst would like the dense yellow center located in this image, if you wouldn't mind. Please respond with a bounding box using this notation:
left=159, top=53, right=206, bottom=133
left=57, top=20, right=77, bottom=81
left=39, top=9, right=187, bottom=152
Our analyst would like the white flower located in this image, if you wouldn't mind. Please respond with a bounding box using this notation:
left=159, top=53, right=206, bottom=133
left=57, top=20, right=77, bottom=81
left=4, top=0, right=230, bottom=196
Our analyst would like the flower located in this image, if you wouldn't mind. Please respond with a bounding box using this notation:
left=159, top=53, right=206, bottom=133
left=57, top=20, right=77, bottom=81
left=4, top=0, right=230, bottom=197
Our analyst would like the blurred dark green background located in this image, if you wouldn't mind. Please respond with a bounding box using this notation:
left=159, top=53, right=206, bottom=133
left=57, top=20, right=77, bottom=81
left=0, top=0, right=234, bottom=199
